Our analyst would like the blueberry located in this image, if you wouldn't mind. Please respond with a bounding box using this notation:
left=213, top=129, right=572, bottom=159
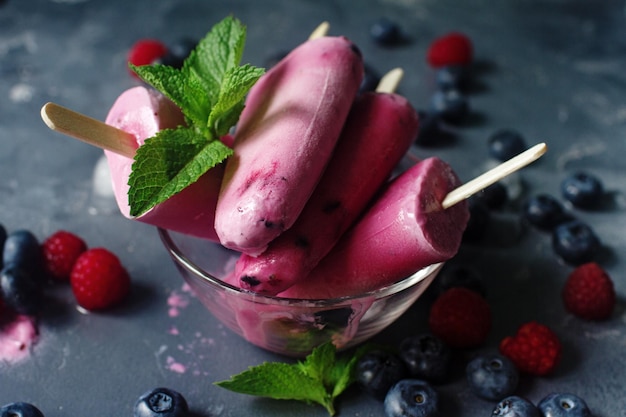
left=0, top=224, right=6, bottom=269
left=488, top=129, right=527, bottom=162
left=466, top=353, right=519, bottom=401
left=355, top=350, right=408, bottom=400
left=0, top=263, right=42, bottom=315
left=560, top=172, right=604, bottom=209
left=384, top=379, right=439, bottom=417
left=437, top=264, right=486, bottom=297
left=156, top=38, right=197, bottom=69
left=398, top=334, right=451, bottom=384
left=435, top=66, right=470, bottom=91
left=492, top=396, right=541, bottom=417
left=462, top=199, right=491, bottom=243
left=0, top=402, right=45, bottom=417
left=360, top=64, right=381, bottom=93
left=263, top=50, right=288, bottom=69
left=2, top=230, right=42, bottom=277
left=415, top=111, right=443, bottom=146
left=522, top=194, right=570, bottom=230
left=552, top=220, right=600, bottom=265
left=369, top=18, right=403, bottom=46
left=537, top=393, right=592, bottom=417
left=430, top=89, right=469, bottom=125
left=134, top=387, right=189, bottom=417
left=474, top=182, right=509, bottom=210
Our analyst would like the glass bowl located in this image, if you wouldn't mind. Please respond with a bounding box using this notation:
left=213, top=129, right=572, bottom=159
left=158, top=228, right=443, bottom=357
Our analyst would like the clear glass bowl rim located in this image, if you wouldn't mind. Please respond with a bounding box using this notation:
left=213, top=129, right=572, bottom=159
left=158, top=228, right=443, bottom=307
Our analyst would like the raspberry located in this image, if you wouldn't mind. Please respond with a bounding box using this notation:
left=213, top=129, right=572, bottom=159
left=426, top=32, right=473, bottom=68
left=562, top=262, right=615, bottom=320
left=70, top=248, right=130, bottom=310
left=499, top=321, right=561, bottom=376
left=127, top=39, right=167, bottom=76
left=41, top=230, right=87, bottom=281
left=428, top=287, right=491, bottom=349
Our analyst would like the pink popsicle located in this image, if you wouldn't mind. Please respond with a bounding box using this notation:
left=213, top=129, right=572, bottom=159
left=104, top=86, right=226, bottom=240
left=214, top=36, right=365, bottom=255
left=233, top=91, right=420, bottom=294
left=279, top=157, right=470, bottom=299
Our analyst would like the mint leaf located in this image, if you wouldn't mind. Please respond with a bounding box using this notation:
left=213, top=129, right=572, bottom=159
left=216, top=362, right=333, bottom=413
left=215, top=342, right=368, bottom=416
left=128, top=128, right=231, bottom=217
left=127, top=16, right=264, bottom=216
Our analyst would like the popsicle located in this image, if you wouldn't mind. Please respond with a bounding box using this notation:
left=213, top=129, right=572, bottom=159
left=279, top=157, right=469, bottom=299
left=233, top=69, right=419, bottom=294
left=214, top=35, right=365, bottom=255
left=279, top=142, right=548, bottom=299
left=41, top=86, right=227, bottom=240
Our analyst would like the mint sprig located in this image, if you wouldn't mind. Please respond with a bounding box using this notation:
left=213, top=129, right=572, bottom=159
left=128, top=16, right=264, bottom=216
left=215, top=342, right=369, bottom=416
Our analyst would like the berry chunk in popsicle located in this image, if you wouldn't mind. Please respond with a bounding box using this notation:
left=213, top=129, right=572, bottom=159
left=214, top=35, right=365, bottom=255
left=233, top=70, right=419, bottom=294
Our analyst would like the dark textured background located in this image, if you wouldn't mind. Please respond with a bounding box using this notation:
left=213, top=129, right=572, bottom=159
left=1, top=0, right=625, bottom=416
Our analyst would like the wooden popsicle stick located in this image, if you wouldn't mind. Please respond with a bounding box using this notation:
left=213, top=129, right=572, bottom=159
left=40, top=102, right=137, bottom=159
left=375, top=68, right=404, bottom=94
left=442, top=142, right=548, bottom=209
left=309, top=21, right=330, bottom=40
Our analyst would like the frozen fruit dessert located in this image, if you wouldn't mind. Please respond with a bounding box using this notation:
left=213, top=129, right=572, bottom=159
left=233, top=89, right=419, bottom=294
left=214, top=35, right=365, bottom=255
left=104, top=86, right=227, bottom=240
left=280, top=157, right=470, bottom=299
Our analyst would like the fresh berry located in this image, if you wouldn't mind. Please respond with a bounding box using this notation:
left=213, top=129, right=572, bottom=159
left=552, top=220, right=600, bottom=265
left=499, top=321, right=561, bottom=376
left=428, top=287, right=491, bottom=349
left=355, top=350, right=408, bottom=400
left=41, top=230, right=87, bottom=281
left=369, top=18, right=403, bottom=46
left=435, top=65, right=471, bottom=91
left=562, top=262, right=615, bottom=320
left=360, top=63, right=381, bottom=93
left=0, top=402, right=45, bottom=417
left=436, top=264, right=486, bottom=297
left=537, top=393, right=592, bottom=417
left=465, top=353, right=519, bottom=401
left=430, top=88, right=469, bottom=125
left=398, top=333, right=451, bottom=384
left=128, top=39, right=168, bottom=75
left=414, top=111, right=444, bottom=146
left=384, top=379, right=439, bottom=417
left=462, top=199, right=491, bottom=243
left=134, top=387, right=189, bottom=417
left=155, top=37, right=197, bottom=69
left=560, top=171, right=604, bottom=209
left=0, top=223, right=7, bottom=269
left=473, top=182, right=509, bottom=210
left=0, top=263, right=42, bottom=315
left=70, top=248, right=130, bottom=310
left=488, top=129, right=527, bottom=162
left=2, top=230, right=43, bottom=277
left=522, top=194, right=570, bottom=230
left=427, top=32, right=473, bottom=68
left=492, top=396, right=541, bottom=417
left=263, top=50, right=288, bottom=69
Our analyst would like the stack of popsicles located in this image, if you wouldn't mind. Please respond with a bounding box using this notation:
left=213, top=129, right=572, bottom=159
left=41, top=24, right=546, bottom=299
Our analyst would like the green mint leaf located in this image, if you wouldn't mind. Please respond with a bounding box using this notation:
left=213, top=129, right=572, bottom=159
left=208, top=64, right=265, bottom=137
left=126, top=16, right=264, bottom=215
left=215, top=342, right=367, bottom=416
left=216, top=362, right=332, bottom=413
left=128, top=127, right=231, bottom=217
